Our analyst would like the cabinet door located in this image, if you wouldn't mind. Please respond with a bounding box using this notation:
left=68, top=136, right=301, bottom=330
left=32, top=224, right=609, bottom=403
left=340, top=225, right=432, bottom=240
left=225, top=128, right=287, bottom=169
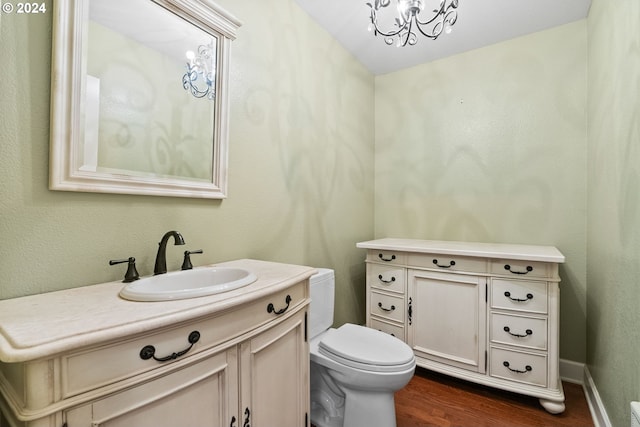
left=64, top=348, right=238, bottom=427
left=408, top=270, right=486, bottom=373
left=240, top=310, right=309, bottom=427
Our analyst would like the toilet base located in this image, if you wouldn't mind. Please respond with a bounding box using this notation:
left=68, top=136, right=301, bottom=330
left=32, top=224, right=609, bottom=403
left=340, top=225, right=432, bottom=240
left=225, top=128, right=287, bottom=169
left=342, top=386, right=397, bottom=427
left=310, top=365, right=345, bottom=427
left=310, top=386, right=398, bottom=427
left=310, top=363, right=402, bottom=427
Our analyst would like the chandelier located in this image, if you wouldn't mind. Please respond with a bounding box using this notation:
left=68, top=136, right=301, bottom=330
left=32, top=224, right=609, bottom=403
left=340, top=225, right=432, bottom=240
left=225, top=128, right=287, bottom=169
left=182, top=43, right=216, bottom=100
left=367, top=0, right=459, bottom=47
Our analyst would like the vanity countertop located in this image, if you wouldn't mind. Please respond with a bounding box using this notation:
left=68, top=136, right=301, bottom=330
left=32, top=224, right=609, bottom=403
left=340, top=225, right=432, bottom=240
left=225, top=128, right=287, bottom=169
left=0, top=259, right=316, bottom=363
left=357, top=238, right=565, bottom=263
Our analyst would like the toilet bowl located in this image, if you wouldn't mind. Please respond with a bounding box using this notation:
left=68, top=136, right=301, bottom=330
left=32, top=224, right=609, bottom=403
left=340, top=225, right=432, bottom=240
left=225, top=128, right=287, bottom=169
left=309, top=269, right=416, bottom=427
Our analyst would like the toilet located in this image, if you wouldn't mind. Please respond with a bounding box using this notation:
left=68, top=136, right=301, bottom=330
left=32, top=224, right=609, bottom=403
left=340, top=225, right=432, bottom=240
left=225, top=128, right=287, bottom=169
left=309, top=269, right=416, bottom=427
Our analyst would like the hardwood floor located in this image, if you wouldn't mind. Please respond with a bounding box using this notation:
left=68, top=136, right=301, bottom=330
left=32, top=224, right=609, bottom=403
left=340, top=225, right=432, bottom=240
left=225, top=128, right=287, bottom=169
left=394, top=368, right=594, bottom=427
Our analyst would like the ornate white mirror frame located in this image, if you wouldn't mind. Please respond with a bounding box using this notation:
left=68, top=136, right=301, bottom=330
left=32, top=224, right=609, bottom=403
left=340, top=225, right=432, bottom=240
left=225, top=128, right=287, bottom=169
left=49, top=0, right=241, bottom=199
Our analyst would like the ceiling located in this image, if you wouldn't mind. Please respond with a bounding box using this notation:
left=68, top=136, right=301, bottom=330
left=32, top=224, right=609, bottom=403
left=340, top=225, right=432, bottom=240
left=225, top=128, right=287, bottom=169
left=294, top=0, right=592, bottom=75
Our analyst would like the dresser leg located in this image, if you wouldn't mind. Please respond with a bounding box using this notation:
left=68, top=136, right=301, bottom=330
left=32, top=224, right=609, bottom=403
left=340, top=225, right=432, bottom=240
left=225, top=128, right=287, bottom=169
left=539, top=398, right=565, bottom=414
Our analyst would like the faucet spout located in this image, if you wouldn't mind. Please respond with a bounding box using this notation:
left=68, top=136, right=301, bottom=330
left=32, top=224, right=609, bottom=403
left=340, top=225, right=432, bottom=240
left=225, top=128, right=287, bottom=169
left=154, top=231, right=186, bottom=275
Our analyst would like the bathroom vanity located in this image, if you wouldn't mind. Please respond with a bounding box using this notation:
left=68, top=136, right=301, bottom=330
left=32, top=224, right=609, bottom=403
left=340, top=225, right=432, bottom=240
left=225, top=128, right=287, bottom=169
left=0, top=259, right=314, bottom=427
left=357, top=238, right=566, bottom=414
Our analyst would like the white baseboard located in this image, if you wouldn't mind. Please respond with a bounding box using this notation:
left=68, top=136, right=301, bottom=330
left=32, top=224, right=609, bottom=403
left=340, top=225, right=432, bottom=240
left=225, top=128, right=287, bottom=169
left=583, top=365, right=612, bottom=427
left=559, top=360, right=611, bottom=427
left=560, top=358, right=585, bottom=384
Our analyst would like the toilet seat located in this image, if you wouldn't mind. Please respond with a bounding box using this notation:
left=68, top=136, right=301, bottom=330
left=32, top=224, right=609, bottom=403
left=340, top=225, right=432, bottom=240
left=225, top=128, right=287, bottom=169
left=318, top=324, right=415, bottom=373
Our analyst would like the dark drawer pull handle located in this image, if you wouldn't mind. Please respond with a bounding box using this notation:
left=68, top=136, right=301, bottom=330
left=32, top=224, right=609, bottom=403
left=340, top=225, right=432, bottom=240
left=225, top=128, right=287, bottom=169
left=230, top=415, right=236, bottom=427
left=504, top=264, right=533, bottom=275
left=378, top=302, right=396, bottom=312
left=243, top=407, right=251, bottom=427
left=504, top=291, right=534, bottom=302
left=433, top=259, right=456, bottom=268
left=378, top=253, right=396, bottom=262
left=140, top=331, right=200, bottom=362
left=503, top=361, right=532, bottom=374
left=378, top=274, right=396, bottom=284
left=267, top=294, right=292, bottom=315
left=503, top=326, right=533, bottom=338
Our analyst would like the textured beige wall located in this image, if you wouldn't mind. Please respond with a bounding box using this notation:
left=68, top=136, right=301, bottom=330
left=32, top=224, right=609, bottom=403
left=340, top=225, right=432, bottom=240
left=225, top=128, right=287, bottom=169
left=374, top=22, right=588, bottom=362
left=0, top=0, right=374, bottom=327
left=587, top=0, right=640, bottom=426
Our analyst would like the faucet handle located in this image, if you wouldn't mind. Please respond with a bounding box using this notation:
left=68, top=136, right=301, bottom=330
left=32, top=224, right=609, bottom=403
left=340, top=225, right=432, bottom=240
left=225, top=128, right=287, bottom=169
left=181, top=250, right=203, bottom=270
left=109, top=257, right=140, bottom=283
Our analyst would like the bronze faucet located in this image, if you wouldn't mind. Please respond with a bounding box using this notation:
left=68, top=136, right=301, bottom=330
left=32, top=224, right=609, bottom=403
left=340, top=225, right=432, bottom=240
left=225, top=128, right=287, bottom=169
left=154, top=231, right=185, bottom=275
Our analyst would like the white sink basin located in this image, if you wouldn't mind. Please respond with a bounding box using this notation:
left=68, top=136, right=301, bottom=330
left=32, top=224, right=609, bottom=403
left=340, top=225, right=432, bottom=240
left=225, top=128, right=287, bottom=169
left=119, top=267, right=257, bottom=302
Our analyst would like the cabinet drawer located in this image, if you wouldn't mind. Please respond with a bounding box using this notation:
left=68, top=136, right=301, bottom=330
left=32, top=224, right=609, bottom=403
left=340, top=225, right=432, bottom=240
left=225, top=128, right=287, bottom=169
left=62, top=282, right=307, bottom=398
left=408, top=253, right=488, bottom=274
left=491, top=279, right=548, bottom=314
left=368, top=264, right=406, bottom=294
left=366, top=250, right=406, bottom=265
left=490, top=347, right=547, bottom=387
left=490, top=313, right=547, bottom=350
left=490, top=259, right=550, bottom=279
left=369, top=317, right=405, bottom=341
left=369, top=291, right=405, bottom=323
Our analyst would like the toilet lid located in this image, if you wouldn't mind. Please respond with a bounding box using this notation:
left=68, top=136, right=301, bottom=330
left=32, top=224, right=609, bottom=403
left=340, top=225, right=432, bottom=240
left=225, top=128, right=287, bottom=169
left=318, top=324, right=414, bottom=371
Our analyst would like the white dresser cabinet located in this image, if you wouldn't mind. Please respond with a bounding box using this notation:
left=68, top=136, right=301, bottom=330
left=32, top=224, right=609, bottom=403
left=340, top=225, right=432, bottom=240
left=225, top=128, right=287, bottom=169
left=0, top=260, right=313, bottom=427
left=358, top=239, right=565, bottom=414
left=408, top=270, right=486, bottom=373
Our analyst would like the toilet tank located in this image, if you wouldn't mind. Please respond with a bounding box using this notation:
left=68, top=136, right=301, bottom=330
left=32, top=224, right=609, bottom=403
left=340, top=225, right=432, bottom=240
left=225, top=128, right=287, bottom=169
left=309, top=268, right=335, bottom=340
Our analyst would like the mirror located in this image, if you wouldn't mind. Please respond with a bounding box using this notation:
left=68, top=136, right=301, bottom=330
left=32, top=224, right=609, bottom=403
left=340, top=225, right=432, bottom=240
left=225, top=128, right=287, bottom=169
left=49, top=0, right=241, bottom=198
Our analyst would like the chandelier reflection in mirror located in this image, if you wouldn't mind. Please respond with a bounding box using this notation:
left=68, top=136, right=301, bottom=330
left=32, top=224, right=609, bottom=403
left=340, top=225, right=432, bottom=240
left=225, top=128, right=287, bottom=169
left=366, top=0, right=459, bottom=47
left=182, top=43, right=216, bottom=100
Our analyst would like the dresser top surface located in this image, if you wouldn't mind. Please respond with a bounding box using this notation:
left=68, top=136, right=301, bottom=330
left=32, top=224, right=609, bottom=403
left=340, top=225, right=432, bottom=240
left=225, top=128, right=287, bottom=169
left=356, top=238, right=565, bottom=263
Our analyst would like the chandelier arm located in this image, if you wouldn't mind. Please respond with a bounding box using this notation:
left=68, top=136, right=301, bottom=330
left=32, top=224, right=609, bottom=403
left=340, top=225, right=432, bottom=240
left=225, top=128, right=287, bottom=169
left=369, top=9, right=378, bottom=34
left=401, top=17, right=415, bottom=46
left=375, top=26, right=407, bottom=38
left=369, top=8, right=408, bottom=38
left=414, top=24, right=439, bottom=40
left=414, top=1, right=447, bottom=26
left=414, top=6, right=458, bottom=40
left=443, top=9, right=458, bottom=27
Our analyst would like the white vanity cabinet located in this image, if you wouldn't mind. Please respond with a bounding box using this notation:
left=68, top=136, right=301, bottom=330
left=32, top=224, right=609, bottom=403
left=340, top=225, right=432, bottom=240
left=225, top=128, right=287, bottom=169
left=0, top=260, right=313, bottom=427
left=63, top=311, right=307, bottom=427
left=357, top=239, right=565, bottom=414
